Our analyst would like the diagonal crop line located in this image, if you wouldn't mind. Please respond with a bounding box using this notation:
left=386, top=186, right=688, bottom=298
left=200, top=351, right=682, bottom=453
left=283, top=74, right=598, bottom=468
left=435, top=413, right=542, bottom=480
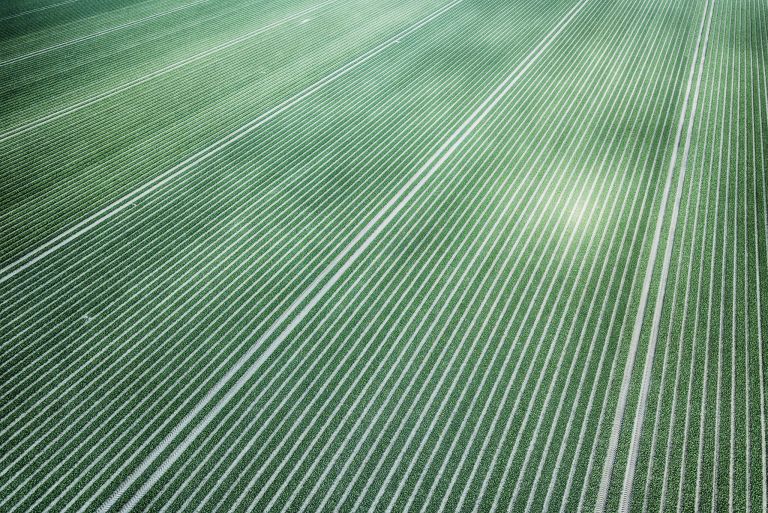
left=0, top=0, right=341, bottom=237
left=0, top=61, right=439, bottom=435
left=480, top=2, right=680, bottom=506
left=567, top=152, right=662, bottom=513
left=446, top=4, right=675, bottom=509
left=0, top=33, right=439, bottom=355
left=6, top=6, right=484, bottom=510
left=259, top=3, right=606, bottom=509
left=16, top=0, right=588, bottom=506
left=0, top=0, right=337, bottom=145
left=499, top=5, right=687, bottom=507
left=622, top=0, right=717, bottom=509
left=430, top=1, right=679, bottom=509
left=92, top=0, right=591, bottom=509
left=277, top=30, right=610, bottom=505
left=0, top=40, right=444, bottom=421
left=0, top=0, right=210, bottom=66
left=560, top=8, right=702, bottom=502
left=415, top=3, right=638, bottom=504
left=595, top=0, right=715, bottom=510
left=4, top=0, right=762, bottom=510
left=158, top=84, right=508, bottom=510
left=142, top=4, right=555, bottom=508
left=0, top=1, right=476, bottom=364
left=231, top=71, right=578, bottom=512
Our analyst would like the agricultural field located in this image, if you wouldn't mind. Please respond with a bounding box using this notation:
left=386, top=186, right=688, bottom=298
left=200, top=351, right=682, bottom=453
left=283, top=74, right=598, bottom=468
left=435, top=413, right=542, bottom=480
left=0, top=0, right=766, bottom=510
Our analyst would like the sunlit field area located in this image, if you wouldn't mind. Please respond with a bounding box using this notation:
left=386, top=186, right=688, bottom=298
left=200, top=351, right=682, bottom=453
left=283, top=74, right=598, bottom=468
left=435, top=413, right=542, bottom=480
left=1, top=0, right=766, bottom=511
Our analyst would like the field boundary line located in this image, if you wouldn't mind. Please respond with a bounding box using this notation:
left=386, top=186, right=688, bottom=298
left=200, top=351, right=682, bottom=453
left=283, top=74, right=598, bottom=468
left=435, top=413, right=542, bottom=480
left=594, top=0, right=715, bottom=510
